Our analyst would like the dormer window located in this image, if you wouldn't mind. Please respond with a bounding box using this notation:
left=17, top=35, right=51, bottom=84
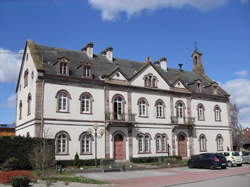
left=144, top=74, right=158, bottom=88
left=83, top=66, right=91, bottom=77
left=60, top=62, right=68, bottom=75
left=195, top=80, right=202, bottom=93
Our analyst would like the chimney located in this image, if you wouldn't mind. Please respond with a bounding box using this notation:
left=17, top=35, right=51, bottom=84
left=82, top=42, right=94, bottom=58
left=178, top=64, right=183, bottom=71
left=145, top=56, right=151, bottom=64
left=160, top=57, right=167, bottom=71
left=101, top=47, right=113, bottom=62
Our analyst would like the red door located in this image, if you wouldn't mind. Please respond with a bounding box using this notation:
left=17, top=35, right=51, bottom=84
left=178, top=135, right=187, bottom=157
left=114, top=134, right=124, bottom=160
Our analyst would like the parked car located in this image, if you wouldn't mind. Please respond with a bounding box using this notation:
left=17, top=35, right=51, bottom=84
left=188, top=153, right=227, bottom=169
left=242, top=152, right=250, bottom=164
left=223, top=151, right=243, bottom=167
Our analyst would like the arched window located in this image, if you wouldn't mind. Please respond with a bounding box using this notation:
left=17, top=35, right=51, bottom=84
left=199, top=134, right=207, bottom=152
left=83, top=65, right=91, bottom=78
left=197, top=104, right=205, bottom=121
left=155, top=133, right=168, bottom=153
left=144, top=134, right=151, bottom=153
left=138, top=134, right=144, bottom=153
left=155, top=99, right=165, bottom=118
left=27, top=93, right=32, bottom=115
left=79, top=132, right=93, bottom=154
left=80, top=92, right=93, bottom=114
left=55, top=131, right=70, bottom=154
left=138, top=98, right=148, bottom=117
left=156, top=134, right=161, bottom=152
left=113, top=95, right=125, bottom=120
left=216, top=134, right=223, bottom=151
left=60, top=62, right=68, bottom=75
left=214, top=105, right=221, bottom=121
left=19, top=101, right=22, bottom=120
left=176, top=101, right=185, bottom=118
left=161, top=134, right=167, bottom=152
left=24, top=69, right=29, bottom=87
left=152, top=77, right=157, bottom=88
left=138, top=133, right=151, bottom=154
left=144, top=74, right=158, bottom=88
left=56, top=90, right=71, bottom=112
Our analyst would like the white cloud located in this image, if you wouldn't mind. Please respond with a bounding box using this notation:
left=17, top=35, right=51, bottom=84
left=0, top=48, right=22, bottom=83
left=235, top=70, right=248, bottom=77
left=222, top=79, right=250, bottom=128
left=6, top=94, right=16, bottom=108
left=88, top=0, right=229, bottom=20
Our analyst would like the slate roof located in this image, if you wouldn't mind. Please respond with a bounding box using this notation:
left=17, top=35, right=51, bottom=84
left=29, top=40, right=229, bottom=98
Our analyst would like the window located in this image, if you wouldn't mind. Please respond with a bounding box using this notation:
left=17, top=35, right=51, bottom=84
left=56, top=90, right=71, bottom=112
left=216, top=134, right=223, bottom=151
left=60, top=62, right=68, bottom=75
left=27, top=93, right=32, bottom=115
left=199, top=134, right=207, bottom=152
left=144, top=74, right=158, bottom=88
left=155, top=134, right=168, bottom=153
left=83, top=65, right=91, bottom=78
left=197, top=104, right=205, bottom=121
left=113, top=95, right=124, bottom=120
left=19, top=101, right=22, bottom=120
left=24, top=69, right=29, bottom=87
left=26, top=53, right=29, bottom=61
left=138, top=133, right=151, bottom=153
left=138, top=98, right=148, bottom=117
left=80, top=93, right=93, bottom=114
left=155, top=100, right=165, bottom=118
left=56, top=131, right=70, bottom=155
left=80, top=132, right=93, bottom=154
left=176, top=102, right=184, bottom=118
left=214, top=105, right=221, bottom=121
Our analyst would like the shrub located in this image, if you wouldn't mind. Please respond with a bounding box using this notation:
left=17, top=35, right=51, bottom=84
left=0, top=170, right=33, bottom=184
left=11, top=176, right=30, bottom=187
left=2, top=157, right=20, bottom=170
left=131, top=156, right=182, bottom=163
left=60, top=158, right=115, bottom=167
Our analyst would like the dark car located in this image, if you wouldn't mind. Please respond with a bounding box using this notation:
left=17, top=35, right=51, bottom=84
left=188, top=153, right=227, bottom=169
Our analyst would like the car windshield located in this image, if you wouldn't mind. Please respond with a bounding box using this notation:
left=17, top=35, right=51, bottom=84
left=232, top=152, right=240, bottom=156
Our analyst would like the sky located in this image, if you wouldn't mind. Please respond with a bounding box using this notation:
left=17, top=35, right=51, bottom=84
left=0, top=0, right=249, bottom=127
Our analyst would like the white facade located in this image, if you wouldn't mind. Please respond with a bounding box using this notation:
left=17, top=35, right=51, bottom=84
left=16, top=41, right=232, bottom=160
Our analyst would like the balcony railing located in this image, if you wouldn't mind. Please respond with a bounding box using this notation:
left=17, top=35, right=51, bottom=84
left=171, top=116, right=195, bottom=125
left=105, top=112, right=136, bottom=122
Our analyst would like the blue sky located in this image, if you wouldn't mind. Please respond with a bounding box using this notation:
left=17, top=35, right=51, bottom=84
left=0, top=0, right=249, bottom=127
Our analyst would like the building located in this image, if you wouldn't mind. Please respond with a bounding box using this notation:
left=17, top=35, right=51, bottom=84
left=0, top=124, right=15, bottom=136
left=243, top=128, right=250, bottom=150
left=16, top=40, right=232, bottom=160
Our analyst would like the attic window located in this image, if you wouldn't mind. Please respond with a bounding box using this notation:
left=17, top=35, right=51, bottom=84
left=83, top=65, right=91, bottom=78
left=196, top=81, right=202, bottom=93
left=60, top=62, right=68, bottom=75
left=144, top=74, right=158, bottom=88
left=24, top=69, right=29, bottom=88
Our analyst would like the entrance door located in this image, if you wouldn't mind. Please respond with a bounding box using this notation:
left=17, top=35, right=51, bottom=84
left=114, top=134, right=124, bottom=160
left=178, top=135, right=187, bottom=157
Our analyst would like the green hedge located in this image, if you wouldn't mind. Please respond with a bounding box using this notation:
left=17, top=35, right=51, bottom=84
left=0, top=136, right=54, bottom=170
left=61, top=158, right=115, bottom=167
left=131, top=156, right=182, bottom=163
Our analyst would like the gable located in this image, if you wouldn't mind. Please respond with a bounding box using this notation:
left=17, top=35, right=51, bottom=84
left=110, top=70, right=127, bottom=81
left=173, top=80, right=186, bottom=89
left=130, top=64, right=170, bottom=89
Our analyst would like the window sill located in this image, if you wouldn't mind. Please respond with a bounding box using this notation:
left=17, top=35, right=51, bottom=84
left=80, top=153, right=93, bottom=155
left=156, top=117, right=165, bottom=119
left=80, top=112, right=93, bottom=115
left=138, top=116, right=148, bottom=118
left=156, top=151, right=168, bottom=153
left=138, top=152, right=152, bottom=154
left=56, top=111, right=70, bottom=113
left=215, top=120, right=222, bottom=122
left=55, top=153, right=70, bottom=156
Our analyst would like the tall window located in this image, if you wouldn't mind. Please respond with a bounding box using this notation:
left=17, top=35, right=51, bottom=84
left=199, top=134, right=207, bottom=152
left=214, top=105, right=221, bottom=121
left=19, top=101, right=22, bottom=120
left=138, top=98, right=148, bottom=117
left=155, top=134, right=167, bottom=153
left=113, top=95, right=124, bottom=120
left=156, top=100, right=165, bottom=118
left=176, top=102, right=184, bottom=118
left=56, top=90, right=71, bottom=112
left=56, top=132, right=70, bottom=154
left=138, top=133, right=151, bottom=153
left=80, top=93, right=93, bottom=114
left=83, top=65, right=91, bottom=78
left=80, top=132, right=93, bottom=154
left=60, top=62, right=68, bottom=75
left=197, top=104, right=205, bottom=121
left=144, top=74, right=158, bottom=88
left=24, top=69, right=29, bottom=87
left=27, top=93, right=32, bottom=115
left=216, top=134, right=223, bottom=151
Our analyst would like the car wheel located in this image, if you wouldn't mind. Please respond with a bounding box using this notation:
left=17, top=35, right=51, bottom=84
left=228, top=161, right=233, bottom=167
left=221, top=166, right=226, bottom=169
left=210, top=165, right=215, bottom=170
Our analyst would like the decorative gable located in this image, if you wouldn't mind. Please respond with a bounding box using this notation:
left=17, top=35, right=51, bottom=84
left=173, top=80, right=186, bottom=89
left=110, top=70, right=127, bottom=81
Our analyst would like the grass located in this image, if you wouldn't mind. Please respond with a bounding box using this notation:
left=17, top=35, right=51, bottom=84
left=43, top=176, right=107, bottom=184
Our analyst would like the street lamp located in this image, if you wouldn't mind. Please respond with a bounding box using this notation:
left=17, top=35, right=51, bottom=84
left=93, top=124, right=98, bottom=167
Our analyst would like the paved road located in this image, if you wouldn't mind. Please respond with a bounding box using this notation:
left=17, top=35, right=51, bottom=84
left=80, top=165, right=250, bottom=187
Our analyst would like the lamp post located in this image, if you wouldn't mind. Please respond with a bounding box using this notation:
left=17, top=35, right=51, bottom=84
left=93, top=124, right=98, bottom=167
